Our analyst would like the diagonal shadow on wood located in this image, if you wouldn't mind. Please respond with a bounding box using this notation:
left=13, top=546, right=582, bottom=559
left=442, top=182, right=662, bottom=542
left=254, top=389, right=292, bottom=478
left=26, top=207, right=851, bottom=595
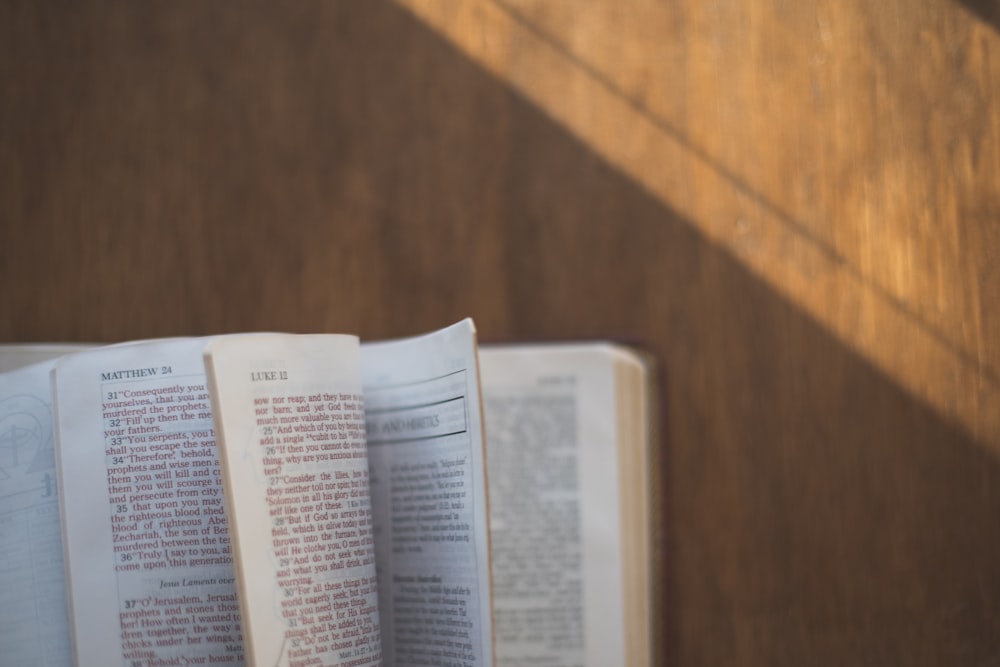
left=958, top=0, right=1000, bottom=31
left=0, top=2, right=998, bottom=665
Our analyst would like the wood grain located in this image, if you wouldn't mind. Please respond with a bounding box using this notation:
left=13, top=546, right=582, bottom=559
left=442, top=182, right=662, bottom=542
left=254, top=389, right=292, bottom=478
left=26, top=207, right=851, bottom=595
left=1, top=1, right=997, bottom=664
left=398, top=0, right=1000, bottom=448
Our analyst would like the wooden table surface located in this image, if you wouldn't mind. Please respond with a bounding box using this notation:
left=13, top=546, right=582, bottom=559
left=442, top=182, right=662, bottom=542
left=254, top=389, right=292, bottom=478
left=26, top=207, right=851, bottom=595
left=2, top=1, right=998, bottom=664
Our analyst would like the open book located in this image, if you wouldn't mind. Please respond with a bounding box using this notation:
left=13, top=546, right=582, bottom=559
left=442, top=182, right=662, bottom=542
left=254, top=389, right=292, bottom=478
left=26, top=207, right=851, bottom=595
left=0, top=324, right=654, bottom=667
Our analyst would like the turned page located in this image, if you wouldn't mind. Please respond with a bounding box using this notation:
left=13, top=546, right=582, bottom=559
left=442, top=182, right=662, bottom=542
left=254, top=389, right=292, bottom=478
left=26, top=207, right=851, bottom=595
left=478, top=344, right=650, bottom=667
left=360, top=319, right=493, bottom=667
left=0, top=360, right=72, bottom=666
left=54, top=338, right=244, bottom=667
left=205, top=334, right=379, bottom=667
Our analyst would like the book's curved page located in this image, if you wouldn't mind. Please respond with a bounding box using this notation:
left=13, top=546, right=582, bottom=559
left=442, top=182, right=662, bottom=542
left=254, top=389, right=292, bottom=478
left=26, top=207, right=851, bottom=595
left=360, top=319, right=494, bottom=667
left=478, top=344, right=652, bottom=667
left=0, top=344, right=94, bottom=373
left=0, top=360, right=72, bottom=665
left=204, top=334, right=380, bottom=667
left=54, top=338, right=244, bottom=667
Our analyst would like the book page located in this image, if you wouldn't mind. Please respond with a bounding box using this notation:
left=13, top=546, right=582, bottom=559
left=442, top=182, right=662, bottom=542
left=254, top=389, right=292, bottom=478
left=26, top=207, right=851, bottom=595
left=0, top=343, right=94, bottom=373
left=360, top=319, right=493, bottom=667
left=54, top=338, right=244, bottom=667
left=0, top=360, right=72, bottom=666
left=205, top=334, right=382, bottom=667
left=478, top=345, right=634, bottom=667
